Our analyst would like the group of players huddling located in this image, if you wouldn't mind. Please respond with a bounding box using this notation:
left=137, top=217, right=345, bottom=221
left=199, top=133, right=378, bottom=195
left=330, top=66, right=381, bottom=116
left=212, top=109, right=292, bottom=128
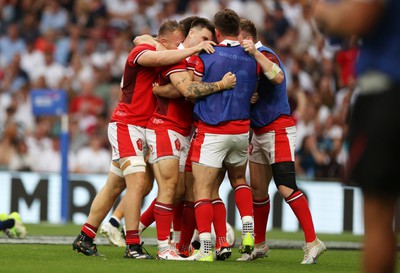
left=72, top=8, right=326, bottom=264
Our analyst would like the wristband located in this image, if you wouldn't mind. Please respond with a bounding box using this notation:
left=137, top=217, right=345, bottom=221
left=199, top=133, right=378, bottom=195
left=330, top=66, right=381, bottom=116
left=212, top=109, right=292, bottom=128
left=264, top=63, right=282, bottom=80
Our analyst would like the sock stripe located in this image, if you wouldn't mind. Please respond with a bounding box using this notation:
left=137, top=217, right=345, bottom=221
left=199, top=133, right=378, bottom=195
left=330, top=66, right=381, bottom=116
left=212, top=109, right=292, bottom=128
left=211, top=198, right=223, bottom=205
left=286, top=191, right=303, bottom=203
left=234, top=184, right=251, bottom=192
left=253, top=198, right=270, bottom=206
left=155, top=202, right=173, bottom=212
left=194, top=199, right=211, bottom=208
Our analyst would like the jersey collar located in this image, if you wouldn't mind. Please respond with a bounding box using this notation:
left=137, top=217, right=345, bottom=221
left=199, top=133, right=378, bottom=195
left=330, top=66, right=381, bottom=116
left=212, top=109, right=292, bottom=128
left=219, top=39, right=240, bottom=47
left=255, top=41, right=263, bottom=49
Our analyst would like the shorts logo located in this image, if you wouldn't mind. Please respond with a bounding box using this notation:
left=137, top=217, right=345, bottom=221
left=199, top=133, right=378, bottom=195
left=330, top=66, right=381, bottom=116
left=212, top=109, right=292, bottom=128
left=136, top=139, right=143, bottom=151
left=175, top=139, right=181, bottom=151
left=149, top=144, right=154, bottom=154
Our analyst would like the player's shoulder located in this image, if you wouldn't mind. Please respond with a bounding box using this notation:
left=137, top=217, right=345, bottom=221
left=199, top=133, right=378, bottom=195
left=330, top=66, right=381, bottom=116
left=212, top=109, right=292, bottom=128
left=131, top=43, right=156, bottom=55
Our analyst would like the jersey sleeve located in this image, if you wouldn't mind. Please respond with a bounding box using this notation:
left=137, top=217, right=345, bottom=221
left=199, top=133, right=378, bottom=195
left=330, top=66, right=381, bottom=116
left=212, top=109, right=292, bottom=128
left=128, top=44, right=156, bottom=66
left=190, top=55, right=204, bottom=78
left=186, top=55, right=199, bottom=71
left=262, top=51, right=279, bottom=65
left=162, top=60, right=187, bottom=78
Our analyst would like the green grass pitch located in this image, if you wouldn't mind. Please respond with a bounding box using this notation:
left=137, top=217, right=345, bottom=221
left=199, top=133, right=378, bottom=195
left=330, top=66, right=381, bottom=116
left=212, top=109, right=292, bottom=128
left=0, top=223, right=367, bottom=273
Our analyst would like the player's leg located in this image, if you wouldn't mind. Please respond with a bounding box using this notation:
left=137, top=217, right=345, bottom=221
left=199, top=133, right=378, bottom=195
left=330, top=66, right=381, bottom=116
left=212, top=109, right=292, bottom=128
left=267, top=125, right=325, bottom=263
left=138, top=160, right=156, bottom=234
left=227, top=162, right=255, bottom=254
left=211, top=168, right=231, bottom=260
left=177, top=131, right=197, bottom=256
left=73, top=168, right=125, bottom=256
left=171, top=171, right=186, bottom=244
left=147, top=128, right=188, bottom=260
left=236, top=160, right=272, bottom=261
left=177, top=169, right=196, bottom=257
left=114, top=124, right=152, bottom=259
left=188, top=131, right=229, bottom=261
left=152, top=157, right=185, bottom=260
left=363, top=193, right=396, bottom=273
left=191, top=163, right=220, bottom=261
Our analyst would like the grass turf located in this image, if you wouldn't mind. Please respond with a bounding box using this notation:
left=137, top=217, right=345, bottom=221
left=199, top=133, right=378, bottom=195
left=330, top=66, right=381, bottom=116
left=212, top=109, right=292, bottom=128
left=0, top=223, right=366, bottom=273
left=0, top=244, right=361, bottom=273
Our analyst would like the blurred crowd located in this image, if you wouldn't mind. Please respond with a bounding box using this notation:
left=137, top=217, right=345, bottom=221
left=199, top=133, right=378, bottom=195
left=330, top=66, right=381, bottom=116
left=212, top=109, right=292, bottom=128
left=0, top=0, right=358, bottom=180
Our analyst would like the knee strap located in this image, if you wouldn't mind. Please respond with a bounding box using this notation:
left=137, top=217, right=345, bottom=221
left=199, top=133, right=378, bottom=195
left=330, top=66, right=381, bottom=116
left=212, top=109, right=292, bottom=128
left=272, top=161, right=298, bottom=191
left=119, top=156, right=146, bottom=176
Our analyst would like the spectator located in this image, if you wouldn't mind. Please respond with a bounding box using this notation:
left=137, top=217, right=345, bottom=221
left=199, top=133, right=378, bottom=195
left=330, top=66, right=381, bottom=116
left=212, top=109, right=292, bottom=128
left=295, top=134, right=330, bottom=179
left=0, top=23, right=26, bottom=67
left=30, top=45, right=66, bottom=89
left=39, top=0, right=69, bottom=34
left=0, top=54, right=29, bottom=94
left=0, top=119, right=19, bottom=170
left=20, top=37, right=45, bottom=81
left=9, top=139, right=35, bottom=172
left=73, top=134, right=110, bottom=174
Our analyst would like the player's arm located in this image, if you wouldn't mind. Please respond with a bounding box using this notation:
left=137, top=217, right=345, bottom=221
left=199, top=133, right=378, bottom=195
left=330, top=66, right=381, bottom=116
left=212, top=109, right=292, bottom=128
left=153, top=83, right=182, bottom=98
left=136, top=41, right=216, bottom=67
left=133, top=34, right=158, bottom=47
left=313, top=0, right=383, bottom=36
left=242, top=39, right=284, bottom=85
left=169, top=71, right=236, bottom=99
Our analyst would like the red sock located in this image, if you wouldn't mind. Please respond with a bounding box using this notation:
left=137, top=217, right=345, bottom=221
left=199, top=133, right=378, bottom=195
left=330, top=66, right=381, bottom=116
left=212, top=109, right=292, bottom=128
left=286, top=191, right=316, bottom=243
left=234, top=184, right=253, bottom=218
left=125, top=230, right=140, bottom=245
left=253, top=197, right=270, bottom=244
left=81, top=223, right=98, bottom=239
left=154, top=201, right=173, bottom=241
left=194, top=199, right=212, bottom=234
left=140, top=198, right=156, bottom=227
left=179, top=201, right=196, bottom=248
left=173, top=201, right=184, bottom=233
left=212, top=198, right=227, bottom=248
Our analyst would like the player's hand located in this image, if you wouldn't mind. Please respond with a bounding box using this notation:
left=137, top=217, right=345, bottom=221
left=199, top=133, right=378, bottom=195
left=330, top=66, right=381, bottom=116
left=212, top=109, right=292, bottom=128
left=221, top=72, right=236, bottom=90
left=195, top=40, right=216, bottom=54
left=242, top=39, right=257, bottom=56
left=250, top=91, right=259, bottom=104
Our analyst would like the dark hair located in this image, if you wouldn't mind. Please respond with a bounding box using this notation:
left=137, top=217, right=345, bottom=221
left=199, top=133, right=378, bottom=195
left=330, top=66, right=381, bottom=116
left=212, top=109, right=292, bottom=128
left=191, top=17, right=215, bottom=36
left=240, top=19, right=258, bottom=41
left=179, top=16, right=200, bottom=37
left=213, top=8, right=240, bottom=37
left=158, top=20, right=184, bottom=37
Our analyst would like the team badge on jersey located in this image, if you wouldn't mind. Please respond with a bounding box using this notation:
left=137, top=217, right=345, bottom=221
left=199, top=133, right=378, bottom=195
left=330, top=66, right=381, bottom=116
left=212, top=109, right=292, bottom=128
left=136, top=139, right=143, bottom=151
left=175, top=139, right=181, bottom=151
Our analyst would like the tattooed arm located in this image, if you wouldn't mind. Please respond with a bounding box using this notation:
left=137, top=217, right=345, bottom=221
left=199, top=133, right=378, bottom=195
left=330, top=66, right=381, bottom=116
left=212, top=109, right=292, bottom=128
left=169, top=71, right=236, bottom=99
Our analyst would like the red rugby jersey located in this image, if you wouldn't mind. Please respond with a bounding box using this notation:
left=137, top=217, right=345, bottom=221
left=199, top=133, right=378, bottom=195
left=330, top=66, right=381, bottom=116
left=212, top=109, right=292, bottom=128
left=147, top=60, right=194, bottom=136
left=111, top=44, right=160, bottom=127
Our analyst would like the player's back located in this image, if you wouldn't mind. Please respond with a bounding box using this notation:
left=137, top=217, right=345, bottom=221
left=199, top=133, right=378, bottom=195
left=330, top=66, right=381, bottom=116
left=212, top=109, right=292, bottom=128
left=250, top=44, right=290, bottom=129
left=194, top=44, right=258, bottom=126
left=111, top=44, right=160, bottom=127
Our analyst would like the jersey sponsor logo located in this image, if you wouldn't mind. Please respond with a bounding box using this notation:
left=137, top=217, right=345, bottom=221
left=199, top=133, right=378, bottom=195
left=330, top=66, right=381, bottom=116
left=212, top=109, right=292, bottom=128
left=218, top=51, right=253, bottom=62
left=152, top=118, right=164, bottom=124
left=115, top=110, right=127, bottom=117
